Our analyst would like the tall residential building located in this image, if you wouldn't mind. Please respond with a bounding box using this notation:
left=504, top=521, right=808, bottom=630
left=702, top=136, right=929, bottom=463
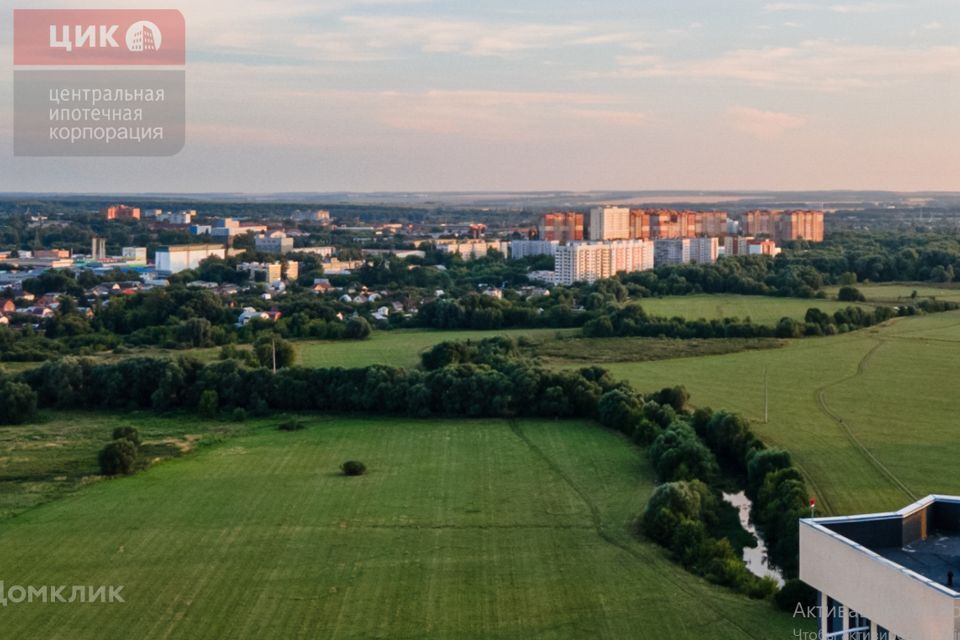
left=102, top=205, right=141, bottom=221
left=91, top=236, right=107, bottom=261
left=589, top=207, right=631, bottom=241
left=629, top=210, right=652, bottom=240
left=720, top=237, right=781, bottom=257
left=654, top=238, right=719, bottom=267
left=509, top=240, right=559, bottom=260
left=540, top=212, right=585, bottom=242
left=801, top=495, right=960, bottom=640
left=742, top=210, right=824, bottom=243
left=155, top=244, right=227, bottom=274
left=554, top=240, right=653, bottom=285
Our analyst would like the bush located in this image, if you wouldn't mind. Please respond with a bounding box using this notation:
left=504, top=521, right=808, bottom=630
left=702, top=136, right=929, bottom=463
left=98, top=439, right=139, bottom=476
left=341, top=460, right=367, bottom=476
left=111, top=426, right=141, bottom=447
left=278, top=419, right=306, bottom=432
left=837, top=286, right=866, bottom=302
left=231, top=407, right=247, bottom=422
left=0, top=380, right=38, bottom=424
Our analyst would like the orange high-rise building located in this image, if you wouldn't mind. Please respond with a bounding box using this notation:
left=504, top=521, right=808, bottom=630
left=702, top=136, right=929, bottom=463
left=102, top=205, right=141, bottom=221
left=742, top=210, right=824, bottom=243
left=540, top=212, right=584, bottom=242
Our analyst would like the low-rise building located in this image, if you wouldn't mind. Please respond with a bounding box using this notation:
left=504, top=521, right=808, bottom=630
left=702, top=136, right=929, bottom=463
left=255, top=232, right=294, bottom=255
left=801, top=495, right=960, bottom=640
left=155, top=244, right=227, bottom=274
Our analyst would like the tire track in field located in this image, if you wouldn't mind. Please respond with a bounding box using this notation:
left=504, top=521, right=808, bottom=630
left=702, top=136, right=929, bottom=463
left=507, top=420, right=764, bottom=640
left=814, top=339, right=917, bottom=502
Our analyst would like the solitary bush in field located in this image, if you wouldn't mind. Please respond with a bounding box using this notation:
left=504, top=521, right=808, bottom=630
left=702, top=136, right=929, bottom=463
left=112, top=426, right=141, bottom=447
left=278, top=419, right=305, bottom=432
left=837, top=286, right=866, bottom=302
left=98, top=439, right=139, bottom=476
left=341, top=460, right=367, bottom=476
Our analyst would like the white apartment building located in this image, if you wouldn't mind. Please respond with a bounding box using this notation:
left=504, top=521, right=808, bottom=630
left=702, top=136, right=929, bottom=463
left=654, top=238, right=719, bottom=267
left=588, top=206, right=631, bottom=241
left=435, top=239, right=507, bottom=260
left=509, top=240, right=559, bottom=260
left=155, top=244, right=226, bottom=274
left=554, top=240, right=653, bottom=285
left=801, top=495, right=960, bottom=640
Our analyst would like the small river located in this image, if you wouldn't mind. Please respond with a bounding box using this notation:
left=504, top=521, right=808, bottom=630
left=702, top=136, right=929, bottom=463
left=722, top=491, right=785, bottom=586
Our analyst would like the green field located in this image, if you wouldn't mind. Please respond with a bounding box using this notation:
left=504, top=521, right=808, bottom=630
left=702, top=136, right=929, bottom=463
left=0, top=416, right=803, bottom=639
left=601, top=310, right=960, bottom=515
left=634, top=294, right=871, bottom=323
left=822, top=282, right=960, bottom=303
left=295, top=328, right=574, bottom=369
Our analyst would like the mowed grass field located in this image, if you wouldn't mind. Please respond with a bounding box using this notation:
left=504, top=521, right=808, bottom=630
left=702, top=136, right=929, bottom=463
left=600, top=310, right=960, bottom=516
left=296, top=328, right=574, bottom=369
left=293, top=294, right=864, bottom=370
left=635, top=294, right=872, bottom=324
left=0, top=416, right=803, bottom=639
left=822, top=283, right=960, bottom=304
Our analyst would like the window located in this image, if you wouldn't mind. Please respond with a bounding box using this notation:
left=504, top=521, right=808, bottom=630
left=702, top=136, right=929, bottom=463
left=848, top=609, right=871, bottom=640
left=826, top=598, right=845, bottom=639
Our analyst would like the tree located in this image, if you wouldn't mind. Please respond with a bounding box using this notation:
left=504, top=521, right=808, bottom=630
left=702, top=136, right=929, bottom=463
left=344, top=317, right=372, bottom=340
left=254, top=335, right=296, bottom=369
left=198, top=389, right=219, bottom=419
left=0, top=381, right=38, bottom=424
left=177, top=317, right=213, bottom=348
left=98, top=439, right=138, bottom=476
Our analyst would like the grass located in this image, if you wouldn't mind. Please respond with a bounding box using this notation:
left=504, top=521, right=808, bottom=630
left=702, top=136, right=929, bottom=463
left=295, top=327, right=574, bottom=369
left=0, top=415, right=805, bottom=639
left=822, top=282, right=960, bottom=304
left=0, top=411, right=255, bottom=521
left=634, top=294, right=873, bottom=323
left=526, top=336, right=785, bottom=364
left=596, top=310, right=960, bottom=516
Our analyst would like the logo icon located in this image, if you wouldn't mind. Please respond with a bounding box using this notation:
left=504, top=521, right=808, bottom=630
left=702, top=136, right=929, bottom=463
left=125, top=20, right=162, bottom=52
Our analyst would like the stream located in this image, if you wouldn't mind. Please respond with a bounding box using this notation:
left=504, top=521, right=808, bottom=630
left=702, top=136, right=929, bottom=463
left=722, top=491, right=785, bottom=587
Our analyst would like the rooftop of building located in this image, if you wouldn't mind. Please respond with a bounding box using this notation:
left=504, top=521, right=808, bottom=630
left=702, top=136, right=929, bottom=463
left=803, top=495, right=960, bottom=597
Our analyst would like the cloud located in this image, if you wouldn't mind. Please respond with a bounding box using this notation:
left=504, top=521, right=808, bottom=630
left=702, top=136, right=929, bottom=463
left=728, top=107, right=807, bottom=139
left=605, top=41, right=960, bottom=91
left=764, top=1, right=903, bottom=11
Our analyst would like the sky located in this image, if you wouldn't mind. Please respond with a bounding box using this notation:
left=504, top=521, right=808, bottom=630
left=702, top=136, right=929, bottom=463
left=0, top=0, right=958, bottom=193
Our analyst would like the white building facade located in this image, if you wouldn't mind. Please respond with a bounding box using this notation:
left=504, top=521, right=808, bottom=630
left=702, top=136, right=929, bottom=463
left=554, top=240, right=653, bottom=285
left=588, top=206, right=631, bottom=241
left=801, top=495, right=960, bottom=640
left=155, top=244, right=227, bottom=274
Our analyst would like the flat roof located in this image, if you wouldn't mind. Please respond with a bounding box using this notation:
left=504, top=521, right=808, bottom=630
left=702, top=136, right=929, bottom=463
left=878, top=533, right=960, bottom=587
left=803, top=495, right=960, bottom=598
left=157, top=244, right=226, bottom=252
